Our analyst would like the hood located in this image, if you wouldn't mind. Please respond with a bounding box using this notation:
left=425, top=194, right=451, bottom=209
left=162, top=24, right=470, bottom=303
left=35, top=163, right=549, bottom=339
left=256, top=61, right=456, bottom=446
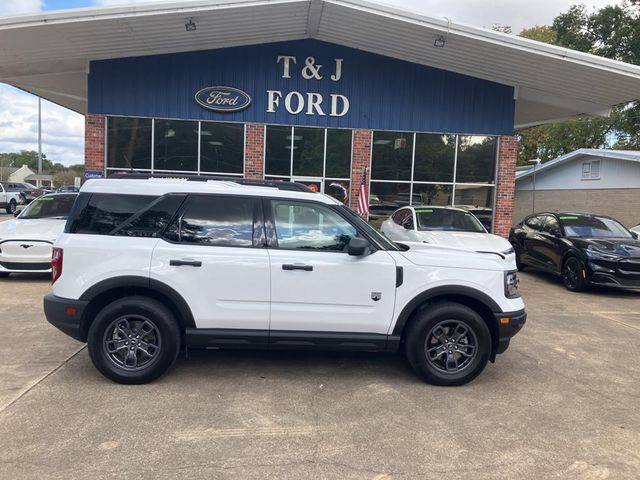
left=0, top=218, right=66, bottom=242
left=414, top=230, right=513, bottom=253
left=397, top=241, right=508, bottom=271
left=570, top=237, right=640, bottom=258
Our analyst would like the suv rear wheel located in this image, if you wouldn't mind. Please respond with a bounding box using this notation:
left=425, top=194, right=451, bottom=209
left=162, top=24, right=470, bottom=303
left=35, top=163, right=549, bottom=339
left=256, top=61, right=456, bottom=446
left=5, top=199, right=17, bottom=214
left=87, top=296, right=181, bottom=384
left=404, top=302, right=491, bottom=386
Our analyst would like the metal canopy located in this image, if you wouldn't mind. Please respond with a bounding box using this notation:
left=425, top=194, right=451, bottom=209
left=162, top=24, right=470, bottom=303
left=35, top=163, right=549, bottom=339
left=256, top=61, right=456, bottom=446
left=1, top=0, right=639, bottom=128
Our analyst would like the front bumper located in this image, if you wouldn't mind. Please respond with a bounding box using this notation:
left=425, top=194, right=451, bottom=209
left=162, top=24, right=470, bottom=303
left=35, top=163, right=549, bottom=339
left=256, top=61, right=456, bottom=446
left=494, top=309, right=527, bottom=357
left=43, top=293, right=88, bottom=342
left=587, top=258, right=640, bottom=289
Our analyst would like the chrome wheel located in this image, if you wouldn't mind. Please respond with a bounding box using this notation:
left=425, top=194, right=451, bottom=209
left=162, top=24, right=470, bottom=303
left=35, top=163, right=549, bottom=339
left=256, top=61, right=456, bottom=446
left=424, top=320, right=478, bottom=373
left=102, top=315, right=161, bottom=371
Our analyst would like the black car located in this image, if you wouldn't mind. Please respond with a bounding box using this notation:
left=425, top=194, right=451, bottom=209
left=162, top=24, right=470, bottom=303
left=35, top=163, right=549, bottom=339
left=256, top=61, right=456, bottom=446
left=510, top=212, right=640, bottom=292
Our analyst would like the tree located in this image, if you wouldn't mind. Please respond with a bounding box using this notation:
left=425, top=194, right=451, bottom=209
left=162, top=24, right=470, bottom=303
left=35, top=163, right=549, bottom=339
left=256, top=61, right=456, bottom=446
left=516, top=1, right=640, bottom=164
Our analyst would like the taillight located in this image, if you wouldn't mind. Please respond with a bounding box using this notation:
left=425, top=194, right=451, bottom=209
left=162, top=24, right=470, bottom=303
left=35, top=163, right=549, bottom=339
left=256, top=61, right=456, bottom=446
left=31, top=189, right=37, bottom=195
left=52, top=247, right=63, bottom=284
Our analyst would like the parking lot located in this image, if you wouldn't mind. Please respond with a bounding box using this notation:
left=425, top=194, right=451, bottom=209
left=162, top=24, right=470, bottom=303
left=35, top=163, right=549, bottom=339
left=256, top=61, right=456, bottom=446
left=0, top=253, right=639, bottom=479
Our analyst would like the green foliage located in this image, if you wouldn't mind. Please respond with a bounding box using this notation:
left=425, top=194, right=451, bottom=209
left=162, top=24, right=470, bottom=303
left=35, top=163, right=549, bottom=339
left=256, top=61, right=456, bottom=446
left=516, top=1, right=640, bottom=164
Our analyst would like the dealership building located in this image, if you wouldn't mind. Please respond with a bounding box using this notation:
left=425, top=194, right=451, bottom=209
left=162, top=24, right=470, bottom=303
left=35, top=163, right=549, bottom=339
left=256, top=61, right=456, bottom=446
left=1, top=0, right=639, bottom=236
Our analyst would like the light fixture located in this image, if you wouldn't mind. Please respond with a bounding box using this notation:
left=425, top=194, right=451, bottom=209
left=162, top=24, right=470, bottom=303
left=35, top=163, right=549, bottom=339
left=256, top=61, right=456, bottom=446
left=164, top=129, right=175, bottom=138
left=185, top=18, right=196, bottom=32
left=286, top=135, right=303, bottom=141
left=208, top=141, right=224, bottom=146
left=434, top=36, right=446, bottom=48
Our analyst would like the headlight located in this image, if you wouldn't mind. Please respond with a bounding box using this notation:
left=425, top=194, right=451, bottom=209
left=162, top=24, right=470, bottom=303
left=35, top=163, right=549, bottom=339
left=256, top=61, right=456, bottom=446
left=585, top=246, right=621, bottom=261
left=504, top=270, right=520, bottom=299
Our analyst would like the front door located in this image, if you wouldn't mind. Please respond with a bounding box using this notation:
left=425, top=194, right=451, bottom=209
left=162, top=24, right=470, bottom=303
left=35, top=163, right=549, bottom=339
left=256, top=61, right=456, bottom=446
left=266, top=199, right=397, bottom=335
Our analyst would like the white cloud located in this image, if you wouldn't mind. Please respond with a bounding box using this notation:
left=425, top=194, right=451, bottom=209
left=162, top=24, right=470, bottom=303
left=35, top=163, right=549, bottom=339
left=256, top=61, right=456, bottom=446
left=0, top=0, right=43, bottom=17
left=0, top=85, right=84, bottom=167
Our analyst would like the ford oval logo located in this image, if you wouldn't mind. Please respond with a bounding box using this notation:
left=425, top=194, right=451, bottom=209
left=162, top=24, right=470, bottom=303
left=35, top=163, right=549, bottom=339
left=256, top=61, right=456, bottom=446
left=194, top=86, right=252, bottom=113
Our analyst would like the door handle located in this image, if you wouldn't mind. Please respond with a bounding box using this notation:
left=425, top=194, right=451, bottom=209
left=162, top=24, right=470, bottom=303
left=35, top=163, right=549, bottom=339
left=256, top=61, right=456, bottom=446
left=282, top=263, right=313, bottom=271
left=170, top=259, right=202, bottom=267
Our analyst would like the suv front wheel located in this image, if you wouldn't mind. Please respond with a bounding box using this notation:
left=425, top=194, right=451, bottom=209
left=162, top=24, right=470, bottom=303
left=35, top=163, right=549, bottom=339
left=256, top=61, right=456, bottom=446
left=404, top=302, right=491, bottom=386
left=87, top=296, right=181, bottom=384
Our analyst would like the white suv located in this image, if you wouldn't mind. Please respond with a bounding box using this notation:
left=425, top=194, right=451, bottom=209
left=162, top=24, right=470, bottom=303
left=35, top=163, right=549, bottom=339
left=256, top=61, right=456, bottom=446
left=44, top=176, right=526, bottom=386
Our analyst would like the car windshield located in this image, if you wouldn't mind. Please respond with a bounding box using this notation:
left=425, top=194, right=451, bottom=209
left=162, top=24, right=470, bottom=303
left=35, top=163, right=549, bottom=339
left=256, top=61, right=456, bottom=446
left=19, top=194, right=77, bottom=219
left=415, top=208, right=485, bottom=233
left=560, top=215, right=632, bottom=238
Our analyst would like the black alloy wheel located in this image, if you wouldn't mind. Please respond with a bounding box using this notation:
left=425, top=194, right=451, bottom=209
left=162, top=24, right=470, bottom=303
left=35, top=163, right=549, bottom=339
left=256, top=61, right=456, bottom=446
left=424, top=320, right=478, bottom=374
left=562, top=257, right=587, bottom=292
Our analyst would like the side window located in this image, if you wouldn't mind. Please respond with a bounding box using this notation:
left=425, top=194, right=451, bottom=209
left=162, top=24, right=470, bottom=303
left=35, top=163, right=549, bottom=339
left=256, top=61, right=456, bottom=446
left=392, top=209, right=408, bottom=225
left=164, top=195, right=255, bottom=247
left=271, top=200, right=357, bottom=251
left=67, top=194, right=156, bottom=234
left=541, top=216, right=560, bottom=234
left=116, top=195, right=186, bottom=238
left=525, top=216, right=542, bottom=231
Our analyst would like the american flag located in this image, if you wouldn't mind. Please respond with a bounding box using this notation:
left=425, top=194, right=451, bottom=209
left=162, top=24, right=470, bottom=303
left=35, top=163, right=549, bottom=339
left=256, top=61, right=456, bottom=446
left=357, top=168, right=369, bottom=219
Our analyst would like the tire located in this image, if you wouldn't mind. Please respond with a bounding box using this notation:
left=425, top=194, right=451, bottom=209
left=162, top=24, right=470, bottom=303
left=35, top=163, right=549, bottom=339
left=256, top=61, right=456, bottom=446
left=87, top=296, right=181, bottom=384
left=5, top=199, right=16, bottom=214
left=562, top=256, right=587, bottom=292
left=404, top=302, right=491, bottom=386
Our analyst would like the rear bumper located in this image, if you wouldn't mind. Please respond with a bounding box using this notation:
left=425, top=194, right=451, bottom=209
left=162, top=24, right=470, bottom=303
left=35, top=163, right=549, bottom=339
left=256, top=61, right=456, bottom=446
left=0, top=239, right=53, bottom=273
left=43, top=293, right=88, bottom=342
left=494, top=309, right=527, bottom=356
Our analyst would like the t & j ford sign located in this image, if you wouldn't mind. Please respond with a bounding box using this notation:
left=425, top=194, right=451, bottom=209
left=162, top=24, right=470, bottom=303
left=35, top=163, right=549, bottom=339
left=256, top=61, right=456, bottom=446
left=88, top=39, right=515, bottom=135
left=194, top=86, right=252, bottom=112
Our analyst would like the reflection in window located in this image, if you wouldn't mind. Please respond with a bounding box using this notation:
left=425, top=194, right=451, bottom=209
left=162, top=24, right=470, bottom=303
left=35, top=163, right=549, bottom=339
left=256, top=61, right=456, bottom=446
left=368, top=182, right=411, bottom=230
left=325, top=129, right=352, bottom=178
left=413, top=134, right=455, bottom=182
left=292, top=127, right=324, bottom=177
left=106, top=117, right=152, bottom=170
left=154, top=119, right=198, bottom=171
left=165, top=196, right=254, bottom=247
left=456, top=136, right=497, bottom=184
left=324, top=180, right=350, bottom=205
left=272, top=201, right=357, bottom=251
left=200, top=122, right=244, bottom=174
left=265, top=126, right=292, bottom=176
left=412, top=184, right=453, bottom=207
left=371, top=131, right=412, bottom=181
left=454, top=186, right=494, bottom=231
left=69, top=195, right=156, bottom=235
left=118, top=195, right=185, bottom=238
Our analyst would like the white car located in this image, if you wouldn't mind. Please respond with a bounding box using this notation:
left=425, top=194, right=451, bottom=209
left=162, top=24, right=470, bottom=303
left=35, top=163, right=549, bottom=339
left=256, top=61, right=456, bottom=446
left=0, top=193, right=78, bottom=277
left=631, top=225, right=640, bottom=236
left=44, top=176, right=526, bottom=386
left=381, top=206, right=516, bottom=267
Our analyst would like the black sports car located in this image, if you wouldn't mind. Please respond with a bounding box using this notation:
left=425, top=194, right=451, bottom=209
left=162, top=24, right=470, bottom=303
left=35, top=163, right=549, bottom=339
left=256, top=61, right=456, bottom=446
left=509, top=212, right=640, bottom=292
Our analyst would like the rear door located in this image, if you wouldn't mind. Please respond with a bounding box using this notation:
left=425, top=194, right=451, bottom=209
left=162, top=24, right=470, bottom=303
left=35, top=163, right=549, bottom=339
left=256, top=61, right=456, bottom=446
left=150, top=194, right=271, bottom=335
left=266, top=198, right=397, bottom=336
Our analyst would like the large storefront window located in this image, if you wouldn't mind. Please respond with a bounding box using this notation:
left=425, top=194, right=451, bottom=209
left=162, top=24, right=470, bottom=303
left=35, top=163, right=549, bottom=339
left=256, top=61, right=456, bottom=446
left=370, top=132, right=498, bottom=231
left=265, top=126, right=352, bottom=205
left=106, top=116, right=244, bottom=176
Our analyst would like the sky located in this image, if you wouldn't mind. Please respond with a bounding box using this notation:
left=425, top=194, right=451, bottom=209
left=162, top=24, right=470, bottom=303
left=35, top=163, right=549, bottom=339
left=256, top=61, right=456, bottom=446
left=0, top=0, right=624, bottom=167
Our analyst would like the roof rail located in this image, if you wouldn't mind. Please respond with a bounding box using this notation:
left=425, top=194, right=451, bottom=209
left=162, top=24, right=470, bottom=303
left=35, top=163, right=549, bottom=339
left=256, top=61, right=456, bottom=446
left=105, top=172, right=314, bottom=193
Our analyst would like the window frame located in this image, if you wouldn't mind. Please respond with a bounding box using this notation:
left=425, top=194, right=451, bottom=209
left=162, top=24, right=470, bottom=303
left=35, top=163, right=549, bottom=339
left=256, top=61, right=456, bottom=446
left=581, top=160, right=601, bottom=180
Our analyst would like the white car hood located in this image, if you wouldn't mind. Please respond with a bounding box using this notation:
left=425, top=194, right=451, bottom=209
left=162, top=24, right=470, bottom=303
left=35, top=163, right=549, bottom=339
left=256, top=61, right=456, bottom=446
left=397, top=241, right=507, bottom=270
left=414, top=230, right=512, bottom=253
left=0, top=218, right=66, bottom=242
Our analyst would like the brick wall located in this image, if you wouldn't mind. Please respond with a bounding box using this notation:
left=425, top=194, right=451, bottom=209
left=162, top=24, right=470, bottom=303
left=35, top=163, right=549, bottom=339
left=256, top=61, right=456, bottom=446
left=244, top=123, right=265, bottom=180
left=494, top=135, right=518, bottom=238
left=85, top=114, right=105, bottom=173
left=349, top=129, right=372, bottom=212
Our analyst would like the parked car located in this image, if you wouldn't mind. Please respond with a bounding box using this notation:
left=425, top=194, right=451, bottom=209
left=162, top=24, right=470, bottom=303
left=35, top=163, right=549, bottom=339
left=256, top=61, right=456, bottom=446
left=0, top=182, right=23, bottom=214
left=0, top=193, right=78, bottom=276
left=56, top=185, right=80, bottom=193
left=456, top=205, right=493, bottom=232
left=381, top=206, right=515, bottom=267
left=44, top=177, right=526, bottom=386
left=510, top=212, right=640, bottom=291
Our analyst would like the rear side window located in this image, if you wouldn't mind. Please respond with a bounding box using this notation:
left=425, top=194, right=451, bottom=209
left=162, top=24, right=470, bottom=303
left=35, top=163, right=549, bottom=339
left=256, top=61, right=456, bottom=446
left=115, top=195, right=186, bottom=238
left=525, top=216, right=543, bottom=231
left=164, top=195, right=256, bottom=247
left=67, top=194, right=156, bottom=235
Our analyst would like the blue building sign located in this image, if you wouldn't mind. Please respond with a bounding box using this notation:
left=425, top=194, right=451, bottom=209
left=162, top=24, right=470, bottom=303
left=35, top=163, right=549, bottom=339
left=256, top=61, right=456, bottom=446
left=89, top=39, right=515, bottom=135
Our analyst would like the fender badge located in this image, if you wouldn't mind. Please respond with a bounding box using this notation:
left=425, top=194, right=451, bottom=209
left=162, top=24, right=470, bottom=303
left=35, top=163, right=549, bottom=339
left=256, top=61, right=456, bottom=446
left=371, top=292, right=382, bottom=302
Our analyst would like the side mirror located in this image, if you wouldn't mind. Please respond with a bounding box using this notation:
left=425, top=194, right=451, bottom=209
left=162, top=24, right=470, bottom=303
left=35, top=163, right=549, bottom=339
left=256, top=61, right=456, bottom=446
left=347, top=237, right=370, bottom=256
left=631, top=231, right=638, bottom=240
left=402, top=221, right=413, bottom=230
left=550, top=228, right=562, bottom=238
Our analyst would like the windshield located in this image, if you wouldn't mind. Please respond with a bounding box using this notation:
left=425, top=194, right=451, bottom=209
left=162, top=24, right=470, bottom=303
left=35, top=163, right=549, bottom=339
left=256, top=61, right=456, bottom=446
left=415, top=208, right=485, bottom=233
left=338, top=205, right=400, bottom=251
left=560, top=215, right=632, bottom=238
left=19, top=194, right=77, bottom=219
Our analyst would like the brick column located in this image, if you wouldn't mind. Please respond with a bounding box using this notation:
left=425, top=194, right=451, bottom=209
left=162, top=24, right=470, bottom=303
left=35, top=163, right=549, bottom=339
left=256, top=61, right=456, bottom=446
left=493, top=135, right=518, bottom=238
left=244, top=123, right=265, bottom=180
left=84, top=114, right=105, bottom=173
left=349, top=129, right=372, bottom=212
